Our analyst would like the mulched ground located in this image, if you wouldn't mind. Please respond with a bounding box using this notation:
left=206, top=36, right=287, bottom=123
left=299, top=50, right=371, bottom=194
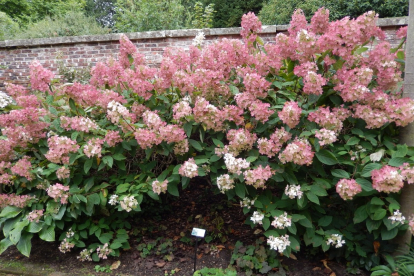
left=0, top=178, right=369, bottom=276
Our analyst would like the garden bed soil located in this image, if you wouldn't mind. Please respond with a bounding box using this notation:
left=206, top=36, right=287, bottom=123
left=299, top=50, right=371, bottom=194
left=0, top=179, right=370, bottom=276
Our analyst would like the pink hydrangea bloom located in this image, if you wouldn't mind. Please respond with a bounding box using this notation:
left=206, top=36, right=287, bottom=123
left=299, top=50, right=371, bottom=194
left=174, top=139, right=189, bottom=155
left=243, top=165, right=273, bottom=188
left=288, top=9, right=307, bottom=37
left=241, top=12, right=262, bottom=45
left=257, top=127, right=292, bottom=158
left=179, top=158, right=198, bottom=178
left=83, top=138, right=104, bottom=158
left=308, top=106, right=348, bottom=132
left=56, top=166, right=70, bottom=180
left=227, top=129, right=257, bottom=155
left=45, top=136, right=80, bottom=164
left=336, top=179, right=362, bottom=200
left=0, top=194, right=34, bottom=208
left=315, top=128, right=337, bottom=146
left=310, top=7, right=330, bottom=34
left=371, top=165, right=404, bottom=193
left=279, top=138, right=314, bottom=166
left=104, top=131, right=122, bottom=147
left=400, top=163, right=414, bottom=184
left=173, top=101, right=192, bottom=121
left=27, top=209, right=44, bottom=223
left=11, top=156, right=33, bottom=180
left=396, top=26, right=408, bottom=39
left=47, top=183, right=70, bottom=204
left=29, top=60, right=54, bottom=92
left=278, top=101, right=302, bottom=129
left=60, top=116, right=98, bottom=133
left=152, top=179, right=169, bottom=195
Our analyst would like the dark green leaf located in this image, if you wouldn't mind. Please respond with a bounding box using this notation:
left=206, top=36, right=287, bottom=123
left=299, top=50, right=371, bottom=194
left=361, top=163, right=382, bottom=177
left=315, top=150, right=338, bottom=165
left=331, top=169, right=350, bottom=179
left=84, top=158, right=93, bottom=174
left=189, top=139, right=203, bottom=151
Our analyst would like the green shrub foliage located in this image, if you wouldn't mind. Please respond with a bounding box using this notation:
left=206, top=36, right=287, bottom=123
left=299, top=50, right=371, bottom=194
left=0, top=9, right=412, bottom=270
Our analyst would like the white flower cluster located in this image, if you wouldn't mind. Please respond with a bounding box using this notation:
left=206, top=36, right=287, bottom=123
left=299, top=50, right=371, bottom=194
left=250, top=211, right=264, bottom=225
left=216, top=174, right=235, bottom=193
left=193, top=31, right=205, bottom=46
left=240, top=197, right=255, bottom=209
left=388, top=210, right=406, bottom=224
left=66, top=228, right=75, bottom=238
left=79, top=117, right=98, bottom=130
left=108, top=194, right=119, bottom=205
left=180, top=159, right=198, bottom=178
left=59, top=238, right=75, bottom=253
left=285, top=184, right=303, bottom=199
left=315, top=128, right=337, bottom=146
left=267, top=235, right=291, bottom=252
left=271, top=212, right=292, bottom=229
left=224, top=153, right=250, bottom=175
left=97, top=243, right=112, bottom=259
left=0, top=91, right=13, bottom=108
left=370, top=149, right=385, bottom=162
left=77, top=248, right=93, bottom=262
left=326, top=234, right=345, bottom=248
left=107, top=101, right=129, bottom=124
left=120, top=195, right=138, bottom=212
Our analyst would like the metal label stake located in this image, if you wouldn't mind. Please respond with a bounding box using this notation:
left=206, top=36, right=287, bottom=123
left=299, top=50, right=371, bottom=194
left=191, top=227, right=206, bottom=272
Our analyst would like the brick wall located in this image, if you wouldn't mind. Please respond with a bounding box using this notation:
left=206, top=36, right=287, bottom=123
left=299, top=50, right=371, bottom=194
left=0, top=17, right=407, bottom=90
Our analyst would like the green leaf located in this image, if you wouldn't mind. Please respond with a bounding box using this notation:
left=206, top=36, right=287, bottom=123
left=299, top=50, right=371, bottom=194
left=88, top=193, right=100, bottom=205
left=310, top=185, right=327, bottom=196
left=9, top=220, right=29, bottom=245
left=298, top=217, right=313, bottom=228
left=39, top=226, right=55, bottom=242
left=183, top=122, right=192, bottom=138
left=372, top=209, right=387, bottom=221
left=229, top=85, right=239, bottom=95
left=182, top=177, right=190, bottom=189
left=189, top=139, right=203, bottom=151
left=262, top=217, right=270, bottom=231
left=346, top=137, right=360, bottom=146
left=212, top=138, right=224, bottom=148
left=84, top=158, right=93, bottom=174
left=16, top=232, right=33, bottom=257
left=381, top=227, right=398, bottom=240
left=102, top=156, right=113, bottom=168
left=84, top=177, right=95, bottom=193
left=361, top=163, right=382, bottom=177
left=306, top=191, right=320, bottom=205
left=393, top=144, right=408, bottom=158
left=113, top=153, right=126, bottom=161
left=147, top=191, right=159, bottom=201
left=167, top=182, right=179, bottom=197
left=0, top=206, right=22, bottom=218
left=27, top=222, right=43, bottom=233
left=388, top=157, right=411, bottom=167
left=234, top=183, right=245, bottom=199
left=331, top=169, right=350, bottom=179
left=354, top=205, right=368, bottom=224
left=356, top=178, right=374, bottom=192
left=318, top=216, right=332, bottom=227
left=0, top=238, right=13, bottom=255
left=371, top=197, right=385, bottom=205
left=116, top=183, right=130, bottom=194
left=315, top=150, right=338, bottom=165
left=98, top=233, right=113, bottom=244
left=69, top=98, right=77, bottom=112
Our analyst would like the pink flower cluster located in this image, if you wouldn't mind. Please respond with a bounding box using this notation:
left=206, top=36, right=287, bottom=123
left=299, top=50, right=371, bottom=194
left=45, top=136, right=80, bottom=164
left=243, top=165, right=273, bottom=188
left=47, top=183, right=70, bottom=204
left=104, top=130, right=122, bottom=147
left=152, top=179, right=168, bottom=195
left=10, top=156, right=33, bottom=180
left=0, top=194, right=34, bottom=208
left=315, top=128, right=337, bottom=146
left=0, top=161, right=12, bottom=185
left=56, top=166, right=70, bottom=180
left=173, top=100, right=192, bottom=122
left=241, top=12, right=262, bottom=45
left=227, top=129, right=257, bottom=155
left=174, top=139, right=189, bottom=155
left=27, top=209, right=44, bottom=223
left=399, top=163, right=414, bottom=184
left=107, top=100, right=134, bottom=125
left=308, top=106, right=350, bottom=132
left=224, top=153, right=250, bottom=175
left=278, top=101, right=302, bottom=129
left=83, top=138, right=103, bottom=158
left=29, top=60, right=54, bottom=92
left=179, top=158, right=198, bottom=178
left=371, top=165, right=404, bottom=193
left=303, top=71, right=326, bottom=95
left=279, top=138, right=314, bottom=166
left=257, top=127, right=292, bottom=158
left=97, top=243, right=112, bottom=260
left=60, top=116, right=98, bottom=133
left=336, top=179, right=362, bottom=200
left=396, top=26, right=408, bottom=39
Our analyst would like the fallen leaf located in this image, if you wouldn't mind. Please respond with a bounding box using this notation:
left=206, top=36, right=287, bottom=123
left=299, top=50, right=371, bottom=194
left=321, top=259, right=332, bottom=272
left=110, top=260, right=121, bottom=270
left=216, top=245, right=225, bottom=250
left=195, top=214, right=202, bottom=219
left=173, top=236, right=180, bottom=241
left=391, top=272, right=400, bottom=276
left=289, top=253, right=297, bottom=260
left=330, top=272, right=336, bottom=276
left=228, top=245, right=235, bottom=250
left=312, top=267, right=321, bottom=271
left=254, top=229, right=263, bottom=235
left=197, top=253, right=203, bottom=259
left=179, top=257, right=188, bottom=263
left=155, top=261, right=166, bottom=268
left=174, top=268, right=181, bottom=273
left=373, top=241, right=381, bottom=254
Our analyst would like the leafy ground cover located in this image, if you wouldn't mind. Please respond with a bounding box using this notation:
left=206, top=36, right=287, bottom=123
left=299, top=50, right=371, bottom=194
left=0, top=179, right=368, bottom=276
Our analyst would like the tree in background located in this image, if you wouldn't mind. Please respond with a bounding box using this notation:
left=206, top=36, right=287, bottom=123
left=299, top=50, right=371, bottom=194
left=0, top=11, right=19, bottom=40
left=259, top=0, right=409, bottom=25
left=0, top=0, right=86, bottom=26
left=85, top=0, right=116, bottom=28
left=200, top=0, right=263, bottom=27
left=190, top=2, right=215, bottom=29
left=114, top=0, right=186, bottom=32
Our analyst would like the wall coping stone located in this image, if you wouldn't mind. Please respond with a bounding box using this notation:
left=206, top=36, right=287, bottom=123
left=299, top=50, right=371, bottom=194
left=0, top=17, right=407, bottom=49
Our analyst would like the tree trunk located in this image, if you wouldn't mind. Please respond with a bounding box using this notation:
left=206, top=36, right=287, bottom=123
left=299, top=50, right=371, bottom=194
left=395, top=0, right=414, bottom=256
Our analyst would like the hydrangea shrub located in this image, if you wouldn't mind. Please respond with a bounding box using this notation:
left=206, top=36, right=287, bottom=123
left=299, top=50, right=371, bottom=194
left=0, top=8, right=412, bottom=270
